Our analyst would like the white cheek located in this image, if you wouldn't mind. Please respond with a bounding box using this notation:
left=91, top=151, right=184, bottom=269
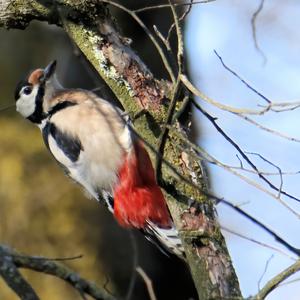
left=16, top=96, right=35, bottom=118
left=16, top=87, right=38, bottom=118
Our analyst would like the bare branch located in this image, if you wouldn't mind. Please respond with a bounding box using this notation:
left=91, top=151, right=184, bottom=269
left=125, top=230, right=139, bottom=300
left=153, top=25, right=171, bottom=51
left=167, top=125, right=300, bottom=217
left=136, top=267, right=157, bottom=300
left=265, top=101, right=300, bottom=112
left=0, top=246, right=39, bottom=300
left=155, top=0, right=183, bottom=181
left=192, top=101, right=300, bottom=205
left=0, top=104, right=15, bottom=112
left=220, top=200, right=300, bottom=256
left=258, top=255, right=274, bottom=291
left=222, top=227, right=297, bottom=261
left=181, top=73, right=300, bottom=116
left=237, top=114, right=300, bottom=142
left=246, top=152, right=283, bottom=198
left=252, top=259, right=300, bottom=299
left=181, top=74, right=269, bottom=115
left=13, top=254, right=84, bottom=262
left=167, top=0, right=194, bottom=42
left=0, top=245, right=116, bottom=300
left=101, top=0, right=176, bottom=83
left=278, top=276, right=300, bottom=287
left=251, top=0, right=267, bottom=63
left=133, top=0, right=216, bottom=13
left=214, top=50, right=270, bottom=104
left=155, top=77, right=181, bottom=181
left=180, top=74, right=300, bottom=142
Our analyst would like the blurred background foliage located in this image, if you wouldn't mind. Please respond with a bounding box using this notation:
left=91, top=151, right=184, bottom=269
left=0, top=1, right=197, bottom=299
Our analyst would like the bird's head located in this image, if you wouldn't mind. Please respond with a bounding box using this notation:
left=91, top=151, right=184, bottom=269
left=15, top=60, right=60, bottom=124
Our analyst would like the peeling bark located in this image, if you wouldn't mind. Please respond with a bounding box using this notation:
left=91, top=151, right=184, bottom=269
left=98, top=21, right=166, bottom=109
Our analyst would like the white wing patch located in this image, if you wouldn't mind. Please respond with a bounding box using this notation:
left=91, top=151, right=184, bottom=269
left=48, top=134, right=74, bottom=168
left=145, top=221, right=185, bottom=258
left=119, top=123, right=133, bottom=153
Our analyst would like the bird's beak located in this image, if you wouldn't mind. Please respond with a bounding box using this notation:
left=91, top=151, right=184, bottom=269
left=42, top=60, right=57, bottom=82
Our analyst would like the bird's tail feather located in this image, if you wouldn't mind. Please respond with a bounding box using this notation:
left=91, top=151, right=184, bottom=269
left=143, top=221, right=185, bottom=258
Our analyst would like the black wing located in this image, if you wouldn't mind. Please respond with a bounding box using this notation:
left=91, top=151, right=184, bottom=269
left=42, top=122, right=83, bottom=163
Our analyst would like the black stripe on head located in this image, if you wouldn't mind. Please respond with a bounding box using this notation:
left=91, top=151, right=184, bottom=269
left=27, top=81, right=48, bottom=124
left=14, top=80, right=30, bottom=101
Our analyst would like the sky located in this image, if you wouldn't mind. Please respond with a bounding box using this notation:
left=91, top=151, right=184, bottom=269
left=186, top=1, right=300, bottom=299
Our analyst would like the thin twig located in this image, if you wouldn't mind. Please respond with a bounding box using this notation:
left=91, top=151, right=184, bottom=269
left=125, top=230, right=139, bottom=300
left=153, top=25, right=171, bottom=51
left=258, top=255, right=274, bottom=291
left=136, top=266, right=157, bottom=300
left=251, top=0, right=267, bottom=64
left=91, top=85, right=106, bottom=93
left=246, top=151, right=283, bottom=198
left=237, top=114, right=300, bottom=142
left=0, top=245, right=116, bottom=300
left=236, top=154, right=243, bottom=169
left=266, top=101, right=300, bottom=111
left=214, top=50, right=270, bottom=104
left=134, top=0, right=216, bottom=13
left=181, top=73, right=300, bottom=142
left=278, top=276, right=300, bottom=287
left=172, top=94, right=190, bottom=122
left=169, top=0, right=184, bottom=69
left=155, top=1, right=183, bottom=181
left=167, top=0, right=194, bottom=42
left=155, top=78, right=181, bottom=182
left=252, top=259, right=300, bottom=299
left=167, top=125, right=300, bottom=217
left=220, top=200, right=300, bottom=256
left=227, top=164, right=300, bottom=176
left=181, top=73, right=300, bottom=116
left=0, top=103, right=14, bottom=112
left=222, top=227, right=296, bottom=261
left=101, top=0, right=176, bottom=83
left=193, top=101, right=300, bottom=206
left=181, top=74, right=270, bottom=115
left=152, top=25, right=178, bottom=77
left=12, top=254, right=83, bottom=262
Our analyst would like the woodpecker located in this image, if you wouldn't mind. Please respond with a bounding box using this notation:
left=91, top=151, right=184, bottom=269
left=15, top=61, right=184, bottom=258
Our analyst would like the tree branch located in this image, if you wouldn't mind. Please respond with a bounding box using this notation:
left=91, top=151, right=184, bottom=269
left=0, top=245, right=115, bottom=300
left=0, top=246, right=39, bottom=300
left=252, top=259, right=300, bottom=299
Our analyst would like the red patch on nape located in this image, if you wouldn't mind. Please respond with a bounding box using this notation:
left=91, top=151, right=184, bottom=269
left=113, top=142, right=172, bottom=229
left=28, top=69, right=43, bottom=85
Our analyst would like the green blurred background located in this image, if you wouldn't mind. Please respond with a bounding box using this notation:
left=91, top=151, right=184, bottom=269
left=0, top=2, right=197, bottom=299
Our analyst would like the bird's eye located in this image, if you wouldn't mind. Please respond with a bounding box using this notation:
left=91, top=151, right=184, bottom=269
left=23, top=86, right=32, bottom=95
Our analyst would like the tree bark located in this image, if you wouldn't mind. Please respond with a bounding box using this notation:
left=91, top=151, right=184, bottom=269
left=0, top=1, right=242, bottom=299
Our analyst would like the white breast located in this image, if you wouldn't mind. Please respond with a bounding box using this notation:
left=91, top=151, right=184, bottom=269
left=44, top=98, right=132, bottom=199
